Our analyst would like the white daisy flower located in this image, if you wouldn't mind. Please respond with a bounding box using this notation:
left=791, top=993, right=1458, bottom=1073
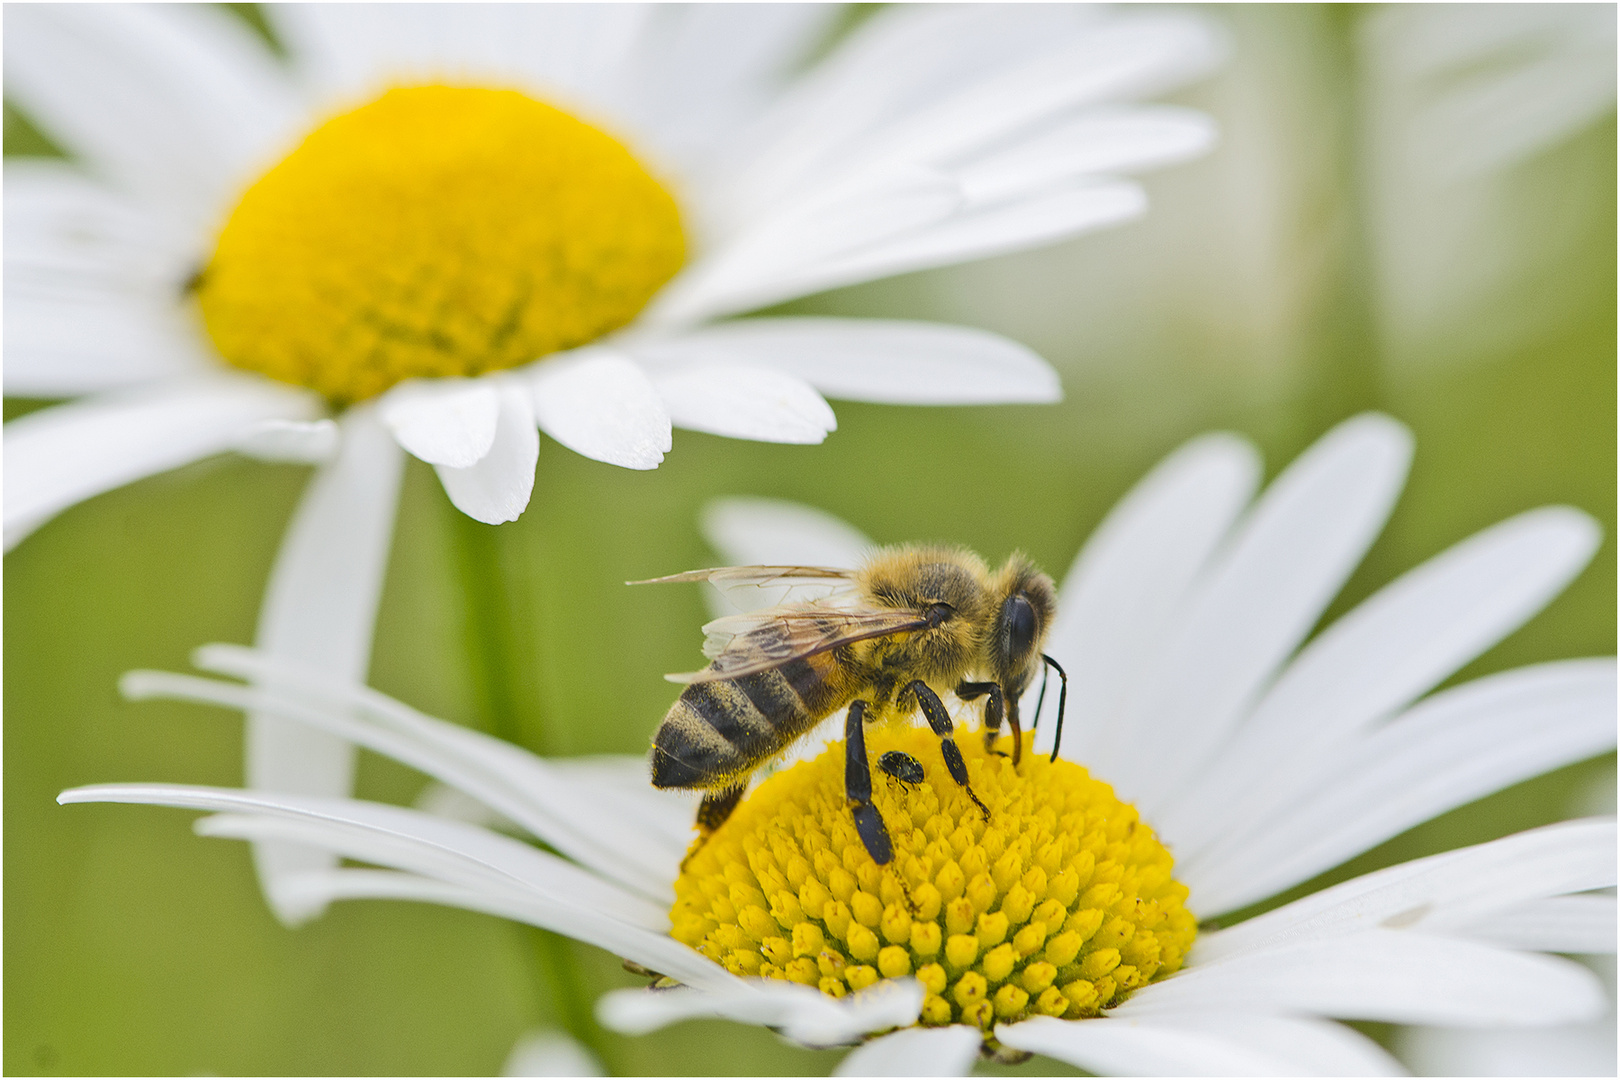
left=59, top=413, right=1616, bottom=1073
left=5, top=1, right=1225, bottom=542
left=6, top=3, right=1225, bottom=923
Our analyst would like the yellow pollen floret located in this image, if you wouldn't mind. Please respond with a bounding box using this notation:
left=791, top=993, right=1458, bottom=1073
left=197, top=85, right=684, bottom=404
left=671, top=728, right=1196, bottom=1031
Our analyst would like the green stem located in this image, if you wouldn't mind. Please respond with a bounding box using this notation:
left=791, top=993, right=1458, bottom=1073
left=447, top=502, right=613, bottom=1071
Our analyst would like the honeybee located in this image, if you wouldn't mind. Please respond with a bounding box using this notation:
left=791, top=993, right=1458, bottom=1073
left=636, top=545, right=1068, bottom=866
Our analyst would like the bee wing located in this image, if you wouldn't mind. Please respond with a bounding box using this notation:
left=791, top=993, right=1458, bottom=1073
left=631, top=565, right=860, bottom=612
left=667, top=605, right=931, bottom=684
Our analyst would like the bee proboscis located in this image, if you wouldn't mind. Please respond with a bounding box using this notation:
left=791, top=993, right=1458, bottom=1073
left=635, top=545, right=1068, bottom=866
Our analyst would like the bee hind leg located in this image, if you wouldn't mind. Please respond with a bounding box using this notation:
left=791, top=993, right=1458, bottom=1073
left=907, top=680, right=991, bottom=820
left=679, top=783, right=747, bottom=870
left=845, top=700, right=893, bottom=866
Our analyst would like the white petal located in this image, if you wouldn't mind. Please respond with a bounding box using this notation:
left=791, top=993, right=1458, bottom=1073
left=798, top=179, right=1148, bottom=297
left=833, top=1025, right=981, bottom=1077
left=1195, top=818, right=1618, bottom=963
left=1453, top=894, right=1618, bottom=954
left=232, top=419, right=341, bottom=464
left=247, top=406, right=403, bottom=925
left=4, top=158, right=190, bottom=302
left=649, top=168, right=961, bottom=326
left=683, top=179, right=1144, bottom=322
left=3, top=283, right=216, bottom=397
left=502, top=1027, right=603, bottom=1077
left=997, top=1013, right=1403, bottom=1077
left=1187, top=661, right=1617, bottom=914
left=1110, top=414, right=1413, bottom=816
left=3, top=375, right=318, bottom=551
left=957, top=106, right=1218, bottom=205
left=1041, top=433, right=1261, bottom=763
left=527, top=351, right=670, bottom=470
left=702, top=498, right=873, bottom=569
left=4, top=4, right=300, bottom=229
left=597, top=977, right=923, bottom=1048
left=1161, top=506, right=1602, bottom=858
left=57, top=782, right=733, bottom=991
left=436, top=382, right=539, bottom=524
left=612, top=5, right=840, bottom=170
left=1122, top=929, right=1606, bottom=1027
left=629, top=318, right=1060, bottom=405
left=127, top=657, right=680, bottom=901
left=650, top=364, right=835, bottom=444
left=379, top=378, right=501, bottom=468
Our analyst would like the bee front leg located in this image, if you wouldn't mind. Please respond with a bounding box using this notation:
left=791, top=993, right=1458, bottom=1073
left=957, top=681, right=1008, bottom=759
left=906, top=680, right=991, bottom=820
left=845, top=700, right=893, bottom=865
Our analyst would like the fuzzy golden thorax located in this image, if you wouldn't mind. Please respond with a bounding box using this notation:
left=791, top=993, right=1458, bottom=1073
left=853, top=546, right=994, bottom=705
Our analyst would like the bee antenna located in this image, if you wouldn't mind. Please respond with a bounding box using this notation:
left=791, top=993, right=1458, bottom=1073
left=1032, top=660, right=1051, bottom=733
left=1042, top=654, right=1068, bottom=763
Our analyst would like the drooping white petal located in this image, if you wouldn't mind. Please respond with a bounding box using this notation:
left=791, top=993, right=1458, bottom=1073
left=436, top=381, right=539, bottom=524
left=3, top=375, right=319, bottom=551
left=1160, top=505, right=1602, bottom=857
left=247, top=406, right=403, bottom=926
left=232, top=419, right=341, bottom=464
left=1452, top=894, right=1618, bottom=954
left=832, top=1025, right=981, bottom=1078
left=997, top=1013, right=1404, bottom=1077
left=1187, top=661, right=1617, bottom=914
left=1041, top=433, right=1261, bottom=763
left=126, top=658, right=681, bottom=901
left=1121, top=929, right=1606, bottom=1027
left=200, top=646, right=685, bottom=890
left=195, top=813, right=661, bottom=930
left=597, top=977, right=924, bottom=1048
left=4, top=4, right=300, bottom=232
left=379, top=378, right=501, bottom=468
left=649, top=364, right=836, bottom=444
left=502, top=1026, right=604, bottom=1077
left=57, top=783, right=734, bottom=990
left=1194, top=818, right=1617, bottom=963
left=1109, top=414, right=1413, bottom=816
left=629, top=318, right=1060, bottom=406
left=527, top=351, right=670, bottom=470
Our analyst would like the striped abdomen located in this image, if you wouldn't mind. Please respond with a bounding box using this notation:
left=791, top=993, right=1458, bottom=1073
left=651, top=653, right=847, bottom=791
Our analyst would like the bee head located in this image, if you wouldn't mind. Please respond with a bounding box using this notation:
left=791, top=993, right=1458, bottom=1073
left=987, top=554, right=1056, bottom=693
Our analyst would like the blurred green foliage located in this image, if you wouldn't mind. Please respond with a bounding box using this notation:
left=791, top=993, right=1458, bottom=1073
left=5, top=5, right=1613, bottom=1075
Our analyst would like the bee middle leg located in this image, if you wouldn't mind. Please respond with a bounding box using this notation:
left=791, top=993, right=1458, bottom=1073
left=845, top=699, right=893, bottom=866
left=957, top=680, right=1013, bottom=762
left=906, top=680, right=991, bottom=820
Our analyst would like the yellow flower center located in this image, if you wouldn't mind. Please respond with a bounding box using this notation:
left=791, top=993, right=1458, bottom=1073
left=672, top=729, right=1196, bottom=1032
left=196, top=86, right=685, bottom=404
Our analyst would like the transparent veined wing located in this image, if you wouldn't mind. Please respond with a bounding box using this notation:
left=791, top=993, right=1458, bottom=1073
left=666, top=604, right=932, bottom=684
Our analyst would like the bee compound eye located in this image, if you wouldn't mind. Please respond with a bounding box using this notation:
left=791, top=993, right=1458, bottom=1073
left=1006, top=595, right=1037, bottom=657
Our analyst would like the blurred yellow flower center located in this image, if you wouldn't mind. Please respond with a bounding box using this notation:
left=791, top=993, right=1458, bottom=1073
left=196, top=86, right=685, bottom=404
left=672, top=728, right=1196, bottom=1032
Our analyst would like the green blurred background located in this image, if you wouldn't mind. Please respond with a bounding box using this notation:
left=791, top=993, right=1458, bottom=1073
left=6, top=5, right=1614, bottom=1075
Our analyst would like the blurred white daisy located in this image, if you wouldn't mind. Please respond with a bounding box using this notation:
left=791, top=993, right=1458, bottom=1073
left=61, top=414, right=1616, bottom=1074
left=5, top=1, right=1225, bottom=541
left=6, top=3, right=1224, bottom=921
